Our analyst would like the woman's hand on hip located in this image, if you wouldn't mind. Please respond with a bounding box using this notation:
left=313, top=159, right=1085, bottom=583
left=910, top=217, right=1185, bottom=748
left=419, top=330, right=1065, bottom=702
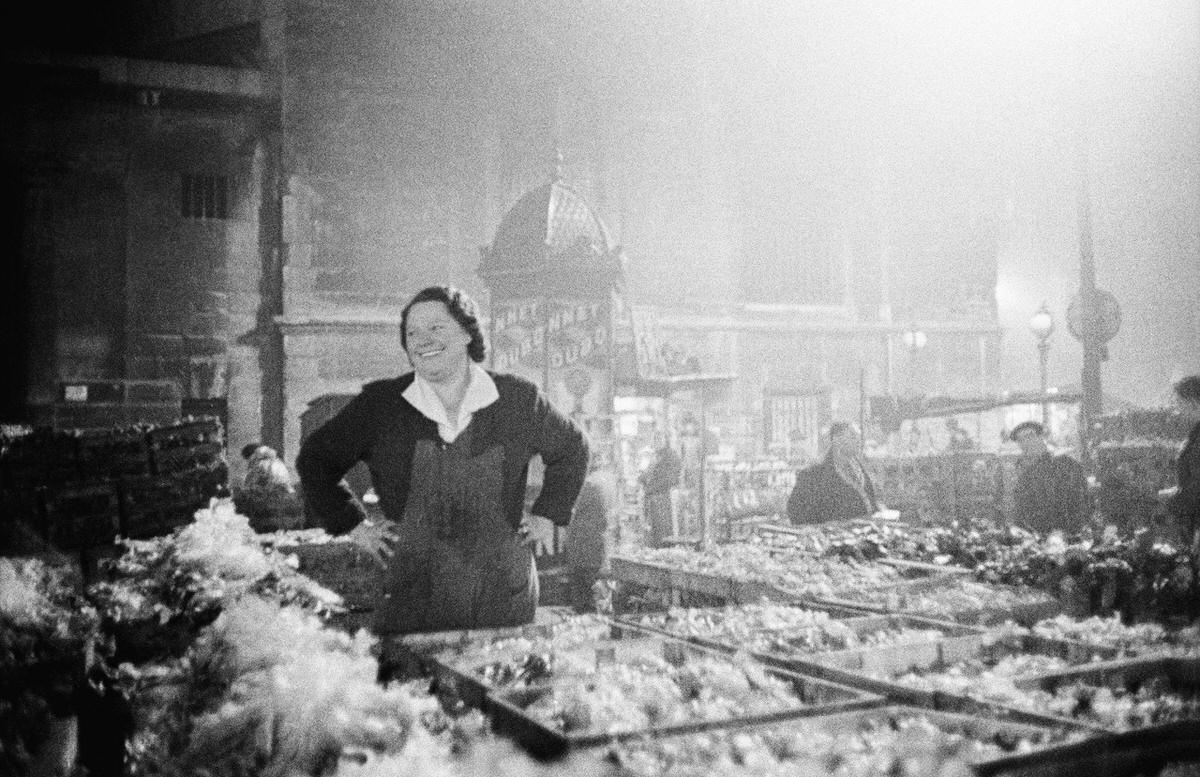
left=518, top=514, right=554, bottom=555
left=349, top=519, right=399, bottom=566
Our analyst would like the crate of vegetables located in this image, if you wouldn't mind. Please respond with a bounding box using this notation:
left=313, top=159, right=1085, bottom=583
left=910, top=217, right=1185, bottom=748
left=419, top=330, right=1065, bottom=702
left=799, top=630, right=1125, bottom=732
left=600, top=703, right=1091, bottom=777
left=609, top=555, right=673, bottom=589
left=976, top=719, right=1200, bottom=777
left=378, top=614, right=617, bottom=704
left=625, top=605, right=983, bottom=675
left=1028, top=614, right=1190, bottom=658
left=809, top=575, right=1062, bottom=627
left=480, top=628, right=881, bottom=758
left=1011, top=656, right=1200, bottom=734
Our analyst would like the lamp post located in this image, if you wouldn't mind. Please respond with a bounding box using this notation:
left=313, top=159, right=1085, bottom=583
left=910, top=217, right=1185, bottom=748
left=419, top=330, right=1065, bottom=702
left=1029, top=302, right=1055, bottom=423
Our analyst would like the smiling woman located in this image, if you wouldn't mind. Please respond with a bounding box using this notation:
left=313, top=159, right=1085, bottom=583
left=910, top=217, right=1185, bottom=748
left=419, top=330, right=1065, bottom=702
left=296, top=284, right=590, bottom=635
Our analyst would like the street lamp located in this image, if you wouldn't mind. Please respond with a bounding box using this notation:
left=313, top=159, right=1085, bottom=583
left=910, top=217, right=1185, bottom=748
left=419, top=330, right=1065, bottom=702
left=1029, top=302, right=1055, bottom=422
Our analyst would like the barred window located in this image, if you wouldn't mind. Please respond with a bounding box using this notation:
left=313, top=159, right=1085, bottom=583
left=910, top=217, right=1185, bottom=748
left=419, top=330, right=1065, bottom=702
left=180, top=174, right=228, bottom=220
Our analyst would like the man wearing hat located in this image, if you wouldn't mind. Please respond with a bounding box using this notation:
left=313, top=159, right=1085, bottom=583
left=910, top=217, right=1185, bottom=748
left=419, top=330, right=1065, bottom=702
left=1009, top=420, right=1089, bottom=534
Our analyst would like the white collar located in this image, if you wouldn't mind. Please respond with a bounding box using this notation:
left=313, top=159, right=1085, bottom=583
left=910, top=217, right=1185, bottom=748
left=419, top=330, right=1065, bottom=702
left=403, top=363, right=499, bottom=441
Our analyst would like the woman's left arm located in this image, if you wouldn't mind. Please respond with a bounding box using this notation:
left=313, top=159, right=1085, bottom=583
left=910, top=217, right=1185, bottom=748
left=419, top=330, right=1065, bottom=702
left=527, top=390, right=590, bottom=526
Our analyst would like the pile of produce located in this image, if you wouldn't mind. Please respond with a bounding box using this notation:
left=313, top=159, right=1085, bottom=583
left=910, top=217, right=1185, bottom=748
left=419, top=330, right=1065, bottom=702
left=1029, top=615, right=1169, bottom=655
left=512, top=650, right=814, bottom=736
left=632, top=606, right=947, bottom=659
left=976, top=527, right=1197, bottom=621
left=890, top=653, right=1075, bottom=711
left=1038, top=676, right=1200, bottom=731
left=87, top=500, right=343, bottom=662
left=1, top=556, right=99, bottom=775
left=93, top=507, right=603, bottom=777
left=834, top=578, right=1057, bottom=624
left=616, top=543, right=904, bottom=598
left=432, top=615, right=614, bottom=679
left=120, top=596, right=596, bottom=777
left=634, top=605, right=852, bottom=645
left=755, top=521, right=965, bottom=567
left=608, top=709, right=1062, bottom=777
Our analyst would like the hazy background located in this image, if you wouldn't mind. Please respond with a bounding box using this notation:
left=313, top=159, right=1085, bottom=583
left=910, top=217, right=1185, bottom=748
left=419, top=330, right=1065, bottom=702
left=665, top=0, right=1199, bottom=406
left=801, top=0, right=1200, bottom=406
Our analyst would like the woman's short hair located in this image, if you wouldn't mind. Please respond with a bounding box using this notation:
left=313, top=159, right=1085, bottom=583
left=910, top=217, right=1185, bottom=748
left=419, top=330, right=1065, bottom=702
left=400, top=285, right=487, bottom=363
left=1174, top=375, right=1200, bottom=404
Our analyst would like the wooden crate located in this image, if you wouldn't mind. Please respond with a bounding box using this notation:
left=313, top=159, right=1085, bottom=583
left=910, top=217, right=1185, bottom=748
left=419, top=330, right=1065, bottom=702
left=275, top=538, right=383, bottom=613
left=596, top=704, right=1089, bottom=776
left=42, top=483, right=121, bottom=549
left=608, top=556, right=672, bottom=589
left=1012, top=657, right=1200, bottom=734
left=807, top=576, right=1061, bottom=628
left=478, top=626, right=881, bottom=759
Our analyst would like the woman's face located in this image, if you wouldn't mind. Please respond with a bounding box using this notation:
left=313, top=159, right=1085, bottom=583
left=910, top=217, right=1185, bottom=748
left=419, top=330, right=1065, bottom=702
left=404, top=301, right=472, bottom=383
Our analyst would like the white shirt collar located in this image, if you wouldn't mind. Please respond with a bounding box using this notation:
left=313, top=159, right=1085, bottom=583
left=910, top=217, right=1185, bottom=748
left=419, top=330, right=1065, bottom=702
left=403, top=363, right=499, bottom=442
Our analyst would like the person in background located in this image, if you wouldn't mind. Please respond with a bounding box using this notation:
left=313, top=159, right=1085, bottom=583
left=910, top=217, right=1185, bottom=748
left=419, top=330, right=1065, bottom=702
left=1009, top=420, right=1089, bottom=535
left=640, top=435, right=682, bottom=546
left=296, top=285, right=588, bottom=635
left=1161, top=375, right=1200, bottom=538
left=234, top=442, right=302, bottom=531
left=241, top=443, right=294, bottom=493
left=565, top=454, right=617, bottom=612
left=787, top=421, right=882, bottom=524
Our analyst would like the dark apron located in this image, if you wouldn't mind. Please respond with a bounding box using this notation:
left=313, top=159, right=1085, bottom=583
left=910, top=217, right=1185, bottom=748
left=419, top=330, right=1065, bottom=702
left=372, top=426, right=537, bottom=635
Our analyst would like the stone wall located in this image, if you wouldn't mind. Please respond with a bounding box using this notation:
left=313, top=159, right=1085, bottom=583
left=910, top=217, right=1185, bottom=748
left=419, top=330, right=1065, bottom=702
left=5, top=56, right=265, bottom=459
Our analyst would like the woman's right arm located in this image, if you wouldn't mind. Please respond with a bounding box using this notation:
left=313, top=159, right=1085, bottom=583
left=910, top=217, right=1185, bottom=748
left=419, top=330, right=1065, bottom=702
left=295, top=391, right=375, bottom=535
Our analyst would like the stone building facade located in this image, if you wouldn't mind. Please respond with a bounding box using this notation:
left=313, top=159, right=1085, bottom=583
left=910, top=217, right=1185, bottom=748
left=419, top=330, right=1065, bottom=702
left=4, top=1, right=1002, bottom=477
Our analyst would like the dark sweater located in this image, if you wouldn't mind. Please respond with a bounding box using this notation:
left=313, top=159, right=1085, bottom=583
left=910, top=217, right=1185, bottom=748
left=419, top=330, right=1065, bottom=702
left=787, top=457, right=879, bottom=525
left=296, top=371, right=589, bottom=535
left=1012, top=452, right=1089, bottom=534
left=1169, top=420, right=1200, bottom=522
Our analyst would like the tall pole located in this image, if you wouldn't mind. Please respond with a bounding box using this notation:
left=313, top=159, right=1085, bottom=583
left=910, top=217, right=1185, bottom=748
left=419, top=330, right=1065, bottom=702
left=1037, top=338, right=1050, bottom=424
left=1076, top=155, right=1104, bottom=442
left=1072, top=3, right=1103, bottom=464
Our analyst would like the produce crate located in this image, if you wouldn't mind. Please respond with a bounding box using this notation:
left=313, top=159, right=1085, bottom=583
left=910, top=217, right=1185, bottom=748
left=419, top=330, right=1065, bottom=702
left=597, top=704, right=1088, bottom=777
left=480, top=627, right=882, bottom=758
left=800, top=614, right=986, bottom=674
left=618, top=601, right=877, bottom=646
left=877, top=557, right=973, bottom=579
left=118, top=471, right=214, bottom=538
left=976, top=720, right=1200, bottom=777
left=808, top=576, right=1063, bottom=627
left=1012, top=657, right=1200, bottom=734
left=42, top=483, right=121, bottom=549
left=625, top=609, right=985, bottom=702
left=745, top=630, right=1125, bottom=733
left=76, top=427, right=151, bottom=480
left=610, top=556, right=802, bottom=610
left=608, top=556, right=672, bottom=589
left=274, top=536, right=382, bottom=613
left=752, top=522, right=833, bottom=553
left=377, top=615, right=616, bottom=700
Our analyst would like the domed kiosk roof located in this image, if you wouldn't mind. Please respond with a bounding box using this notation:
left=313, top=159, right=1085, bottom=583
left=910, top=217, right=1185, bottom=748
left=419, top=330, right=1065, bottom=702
left=479, top=155, right=623, bottom=298
left=487, top=178, right=613, bottom=267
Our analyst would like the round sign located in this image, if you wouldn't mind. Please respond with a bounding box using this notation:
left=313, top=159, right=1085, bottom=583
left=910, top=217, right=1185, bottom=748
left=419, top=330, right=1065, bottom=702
left=1067, top=287, right=1121, bottom=344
